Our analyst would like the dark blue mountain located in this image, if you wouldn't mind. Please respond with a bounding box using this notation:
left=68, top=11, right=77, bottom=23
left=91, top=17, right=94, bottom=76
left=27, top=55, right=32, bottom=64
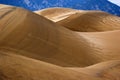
left=0, top=0, right=120, bottom=16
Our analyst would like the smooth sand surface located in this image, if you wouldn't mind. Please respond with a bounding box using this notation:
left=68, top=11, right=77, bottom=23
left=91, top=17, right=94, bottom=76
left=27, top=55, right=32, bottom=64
left=0, top=51, right=102, bottom=80
left=0, top=5, right=101, bottom=67
left=67, top=60, right=120, bottom=80
left=35, top=7, right=120, bottom=63
left=0, top=4, right=120, bottom=80
left=36, top=8, right=120, bottom=32
left=35, top=7, right=79, bottom=22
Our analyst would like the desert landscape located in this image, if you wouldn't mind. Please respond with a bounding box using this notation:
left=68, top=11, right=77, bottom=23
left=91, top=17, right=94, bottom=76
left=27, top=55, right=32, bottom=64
left=0, top=4, right=120, bottom=80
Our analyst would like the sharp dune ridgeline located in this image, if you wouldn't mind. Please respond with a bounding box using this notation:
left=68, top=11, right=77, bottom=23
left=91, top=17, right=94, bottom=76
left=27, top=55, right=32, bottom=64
left=0, top=4, right=120, bottom=80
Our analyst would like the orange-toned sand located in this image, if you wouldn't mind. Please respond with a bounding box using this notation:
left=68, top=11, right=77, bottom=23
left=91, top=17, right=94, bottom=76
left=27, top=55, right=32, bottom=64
left=0, top=4, right=120, bottom=80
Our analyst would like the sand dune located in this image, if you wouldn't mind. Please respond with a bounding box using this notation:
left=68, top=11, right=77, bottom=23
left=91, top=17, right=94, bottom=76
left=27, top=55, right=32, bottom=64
left=0, top=51, right=102, bottom=80
left=78, top=30, right=120, bottom=61
left=35, top=8, right=78, bottom=22
left=0, top=4, right=120, bottom=80
left=68, top=60, right=120, bottom=80
left=0, top=5, right=102, bottom=67
left=36, top=8, right=120, bottom=32
left=0, top=50, right=119, bottom=80
left=56, top=11, right=120, bottom=32
left=35, top=8, right=120, bottom=63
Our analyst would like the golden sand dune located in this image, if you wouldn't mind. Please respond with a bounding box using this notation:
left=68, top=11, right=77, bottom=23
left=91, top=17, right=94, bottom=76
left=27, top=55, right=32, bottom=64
left=0, top=4, right=120, bottom=80
left=0, top=51, right=101, bottom=80
left=35, top=8, right=120, bottom=62
left=0, top=51, right=120, bottom=80
left=35, top=7, right=78, bottom=22
left=68, top=60, right=120, bottom=80
left=0, top=5, right=101, bottom=67
left=36, top=8, right=120, bottom=32
left=79, top=30, right=120, bottom=61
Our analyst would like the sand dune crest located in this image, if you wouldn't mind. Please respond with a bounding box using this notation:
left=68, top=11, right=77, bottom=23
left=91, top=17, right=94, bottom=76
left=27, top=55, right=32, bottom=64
left=36, top=8, right=120, bottom=32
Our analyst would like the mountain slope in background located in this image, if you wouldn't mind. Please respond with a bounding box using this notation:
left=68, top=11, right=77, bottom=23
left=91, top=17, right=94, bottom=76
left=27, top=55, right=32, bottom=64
left=0, top=0, right=120, bottom=16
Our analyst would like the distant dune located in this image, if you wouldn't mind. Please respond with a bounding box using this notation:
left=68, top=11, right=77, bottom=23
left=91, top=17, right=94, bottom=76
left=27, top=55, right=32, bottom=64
left=36, top=8, right=120, bottom=32
left=0, top=4, right=120, bottom=80
left=35, top=8, right=79, bottom=22
left=35, top=8, right=78, bottom=22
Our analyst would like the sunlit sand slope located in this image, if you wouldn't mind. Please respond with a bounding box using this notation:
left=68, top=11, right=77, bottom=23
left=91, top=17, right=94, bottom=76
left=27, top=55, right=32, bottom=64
left=68, top=60, right=120, bottom=80
left=36, top=8, right=120, bottom=32
left=35, top=8, right=78, bottom=22
left=79, top=30, right=120, bottom=61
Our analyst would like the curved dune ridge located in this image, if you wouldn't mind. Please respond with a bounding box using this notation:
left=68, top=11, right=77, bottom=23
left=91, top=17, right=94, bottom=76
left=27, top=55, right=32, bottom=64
left=0, top=4, right=120, bottom=80
left=35, top=8, right=120, bottom=32
left=0, top=5, right=98, bottom=67
left=0, top=51, right=101, bottom=80
left=68, top=60, right=120, bottom=79
left=35, top=8, right=80, bottom=22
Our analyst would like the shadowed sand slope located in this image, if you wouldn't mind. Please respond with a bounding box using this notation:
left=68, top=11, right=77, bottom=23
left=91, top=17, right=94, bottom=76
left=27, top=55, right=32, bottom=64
left=36, top=8, right=120, bottom=32
left=0, top=5, right=100, bottom=67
